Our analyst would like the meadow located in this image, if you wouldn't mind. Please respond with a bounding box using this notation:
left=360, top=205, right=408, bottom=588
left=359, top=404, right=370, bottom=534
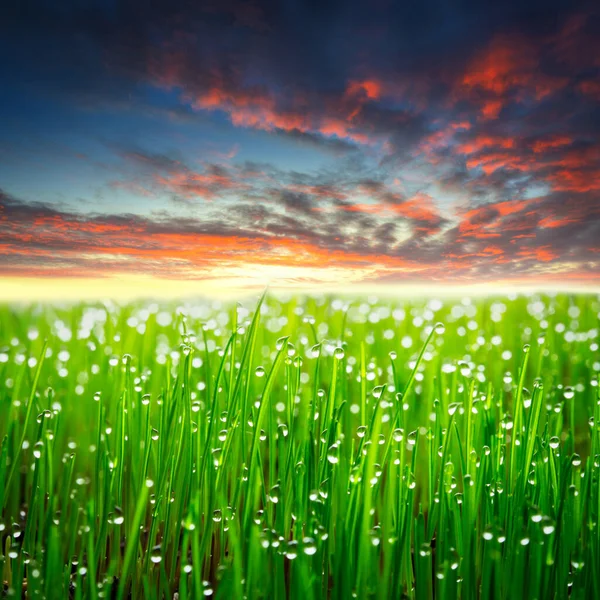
left=0, top=291, right=599, bottom=599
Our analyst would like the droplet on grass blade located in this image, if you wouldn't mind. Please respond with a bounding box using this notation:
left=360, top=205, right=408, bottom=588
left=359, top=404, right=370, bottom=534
left=33, top=441, right=43, bottom=459
left=542, top=518, right=555, bottom=535
left=303, top=537, right=317, bottom=555
left=112, top=507, right=124, bottom=525
left=285, top=540, right=298, bottom=559
left=393, top=428, right=404, bottom=442
left=150, top=545, right=162, bottom=564
left=327, top=444, right=339, bottom=464
left=372, top=385, right=384, bottom=399
left=333, top=347, right=345, bottom=360
left=268, top=484, right=280, bottom=503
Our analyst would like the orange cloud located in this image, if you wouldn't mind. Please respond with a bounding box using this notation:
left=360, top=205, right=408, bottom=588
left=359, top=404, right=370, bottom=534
left=457, top=197, right=540, bottom=238
left=345, top=79, right=383, bottom=100
left=155, top=168, right=249, bottom=200
left=517, top=245, right=557, bottom=262
left=531, top=136, right=572, bottom=153
left=456, top=135, right=515, bottom=155
left=458, top=34, right=567, bottom=120
left=334, top=192, right=444, bottom=234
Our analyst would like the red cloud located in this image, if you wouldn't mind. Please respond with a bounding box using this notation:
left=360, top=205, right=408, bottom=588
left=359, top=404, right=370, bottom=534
left=457, top=197, right=540, bottom=239
left=155, top=168, right=249, bottom=200
left=457, top=34, right=567, bottom=120
left=345, top=79, right=383, bottom=101
left=457, top=135, right=515, bottom=155
left=335, top=192, right=444, bottom=235
left=531, top=136, right=572, bottom=153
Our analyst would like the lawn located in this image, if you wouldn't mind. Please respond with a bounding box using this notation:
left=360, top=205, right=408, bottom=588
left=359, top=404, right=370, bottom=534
left=1, top=291, right=599, bottom=599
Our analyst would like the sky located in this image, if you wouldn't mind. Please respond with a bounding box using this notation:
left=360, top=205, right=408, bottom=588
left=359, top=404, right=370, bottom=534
left=0, top=0, right=599, bottom=298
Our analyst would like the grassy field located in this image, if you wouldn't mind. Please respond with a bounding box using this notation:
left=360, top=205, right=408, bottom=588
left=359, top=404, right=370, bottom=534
left=0, top=291, right=599, bottom=599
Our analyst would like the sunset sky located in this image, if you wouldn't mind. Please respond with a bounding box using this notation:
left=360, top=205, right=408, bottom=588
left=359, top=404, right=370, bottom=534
left=1, top=0, right=599, bottom=297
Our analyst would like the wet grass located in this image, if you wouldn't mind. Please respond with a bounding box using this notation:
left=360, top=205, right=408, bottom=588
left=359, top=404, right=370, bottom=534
left=0, top=291, right=599, bottom=599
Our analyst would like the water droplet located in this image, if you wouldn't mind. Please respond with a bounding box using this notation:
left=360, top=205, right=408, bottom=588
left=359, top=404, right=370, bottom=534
left=448, top=403, right=459, bottom=416
left=213, top=509, right=222, bottom=523
left=542, top=517, right=555, bottom=535
left=434, top=323, right=446, bottom=335
left=522, top=344, right=530, bottom=354
left=392, top=428, right=404, bottom=442
left=151, top=428, right=159, bottom=441
left=255, top=366, right=266, bottom=378
left=327, top=444, right=339, bottom=464
left=33, top=441, right=43, bottom=459
left=36, top=410, right=52, bottom=424
left=303, top=537, right=317, bottom=555
left=564, top=387, right=575, bottom=400
left=112, top=506, right=124, bottom=526
left=333, top=347, right=345, bottom=360
left=372, top=385, right=384, bottom=399
left=150, top=544, right=162, bottom=564
left=268, top=484, right=280, bottom=504
left=549, top=436, right=559, bottom=450
left=285, top=540, right=298, bottom=559
left=531, top=513, right=543, bottom=523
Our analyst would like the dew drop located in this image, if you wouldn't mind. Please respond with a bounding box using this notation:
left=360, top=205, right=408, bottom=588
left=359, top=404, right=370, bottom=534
left=150, top=545, right=162, bottom=564
left=333, top=347, right=345, bottom=360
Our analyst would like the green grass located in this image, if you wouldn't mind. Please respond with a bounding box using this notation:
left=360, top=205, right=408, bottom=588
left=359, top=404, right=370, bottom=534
left=0, top=291, right=599, bottom=599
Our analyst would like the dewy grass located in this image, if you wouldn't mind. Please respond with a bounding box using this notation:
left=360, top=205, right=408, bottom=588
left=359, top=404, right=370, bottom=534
left=0, top=292, right=599, bottom=599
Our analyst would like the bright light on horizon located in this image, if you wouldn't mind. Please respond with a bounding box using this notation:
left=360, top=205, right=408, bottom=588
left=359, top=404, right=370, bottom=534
left=1, top=274, right=598, bottom=303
